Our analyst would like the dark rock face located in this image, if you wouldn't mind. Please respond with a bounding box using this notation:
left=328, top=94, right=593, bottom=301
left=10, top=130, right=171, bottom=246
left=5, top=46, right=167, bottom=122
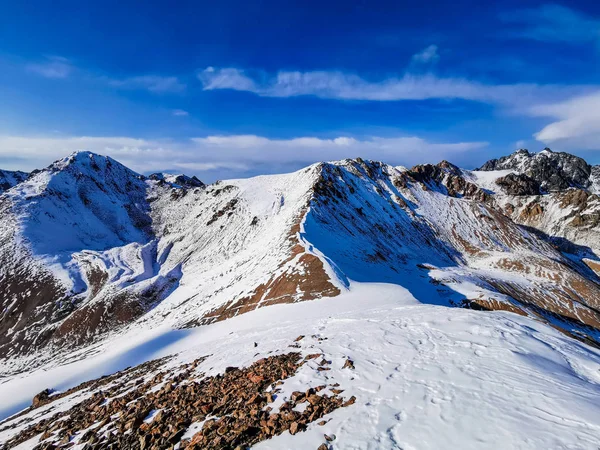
left=149, top=173, right=205, bottom=188
left=479, top=149, right=592, bottom=192
left=408, top=161, right=492, bottom=203
left=591, top=166, right=600, bottom=191
left=0, top=169, right=28, bottom=193
left=495, top=173, right=541, bottom=196
left=479, top=149, right=532, bottom=171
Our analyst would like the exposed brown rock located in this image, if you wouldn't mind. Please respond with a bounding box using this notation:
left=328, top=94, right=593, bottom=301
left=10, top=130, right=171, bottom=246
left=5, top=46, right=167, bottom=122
left=32, top=389, right=53, bottom=408
left=2, top=347, right=354, bottom=450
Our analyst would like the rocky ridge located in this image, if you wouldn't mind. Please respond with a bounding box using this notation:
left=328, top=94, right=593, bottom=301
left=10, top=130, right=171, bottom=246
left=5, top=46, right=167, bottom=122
left=473, top=148, right=600, bottom=252
left=0, top=149, right=599, bottom=373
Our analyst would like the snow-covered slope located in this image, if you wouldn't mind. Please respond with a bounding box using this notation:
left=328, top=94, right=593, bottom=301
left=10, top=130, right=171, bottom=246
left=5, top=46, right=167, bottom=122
left=1, top=285, right=599, bottom=450
left=0, top=169, right=28, bottom=193
left=0, top=152, right=205, bottom=360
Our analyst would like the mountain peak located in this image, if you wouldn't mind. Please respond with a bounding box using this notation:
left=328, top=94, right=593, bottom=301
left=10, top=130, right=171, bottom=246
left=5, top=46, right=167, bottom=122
left=148, top=172, right=205, bottom=188
left=478, top=148, right=592, bottom=192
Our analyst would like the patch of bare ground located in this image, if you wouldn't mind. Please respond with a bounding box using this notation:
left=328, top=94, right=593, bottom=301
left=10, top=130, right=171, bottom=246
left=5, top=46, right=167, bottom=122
left=483, top=276, right=600, bottom=337
left=1, top=349, right=353, bottom=450
left=583, top=259, right=600, bottom=277
left=0, top=259, right=69, bottom=359
left=52, top=292, right=146, bottom=349
left=518, top=200, right=544, bottom=222
left=461, top=298, right=527, bottom=316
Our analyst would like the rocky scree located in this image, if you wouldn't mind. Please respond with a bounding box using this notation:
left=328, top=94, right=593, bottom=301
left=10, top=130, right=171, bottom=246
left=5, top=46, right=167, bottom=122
left=1, top=346, right=354, bottom=450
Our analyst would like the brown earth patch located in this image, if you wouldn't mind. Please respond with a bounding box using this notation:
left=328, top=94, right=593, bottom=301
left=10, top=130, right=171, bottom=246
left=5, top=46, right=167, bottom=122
left=558, top=189, right=591, bottom=210
left=461, top=298, right=527, bottom=316
left=451, top=229, right=484, bottom=257
left=484, top=277, right=600, bottom=338
left=583, top=259, right=600, bottom=277
left=518, top=201, right=544, bottom=222
left=53, top=292, right=145, bottom=349
left=1, top=350, right=352, bottom=450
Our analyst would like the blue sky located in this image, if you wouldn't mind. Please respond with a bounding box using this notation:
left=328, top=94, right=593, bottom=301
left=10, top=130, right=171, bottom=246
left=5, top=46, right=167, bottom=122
left=1, top=0, right=599, bottom=181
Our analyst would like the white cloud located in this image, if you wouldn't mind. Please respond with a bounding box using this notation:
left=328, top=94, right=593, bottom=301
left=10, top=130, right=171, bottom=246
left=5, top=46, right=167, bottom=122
left=199, top=67, right=258, bottom=91
left=191, top=135, right=487, bottom=169
left=530, top=91, right=600, bottom=149
left=172, top=109, right=189, bottom=116
left=198, top=67, right=587, bottom=108
left=411, top=45, right=439, bottom=65
left=108, top=75, right=186, bottom=93
left=198, top=67, right=600, bottom=152
left=27, top=56, right=73, bottom=79
left=0, top=134, right=488, bottom=180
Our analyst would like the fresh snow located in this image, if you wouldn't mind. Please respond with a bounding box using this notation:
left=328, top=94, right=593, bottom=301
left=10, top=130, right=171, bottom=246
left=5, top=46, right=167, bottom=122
left=1, top=282, right=599, bottom=449
left=463, top=169, right=514, bottom=195
left=1, top=153, right=600, bottom=449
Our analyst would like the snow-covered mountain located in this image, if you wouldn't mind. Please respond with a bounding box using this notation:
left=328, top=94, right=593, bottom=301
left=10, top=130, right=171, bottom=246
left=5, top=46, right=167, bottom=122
left=478, top=148, right=596, bottom=192
left=1, top=150, right=599, bottom=449
left=0, top=169, right=28, bottom=193
left=1, top=150, right=600, bottom=367
left=474, top=148, right=600, bottom=254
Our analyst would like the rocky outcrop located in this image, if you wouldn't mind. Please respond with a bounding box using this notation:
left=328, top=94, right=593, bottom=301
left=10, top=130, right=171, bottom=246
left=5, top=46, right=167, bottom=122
left=479, top=148, right=592, bottom=192
left=408, top=160, right=492, bottom=202
left=148, top=172, right=205, bottom=188
left=495, top=173, right=541, bottom=196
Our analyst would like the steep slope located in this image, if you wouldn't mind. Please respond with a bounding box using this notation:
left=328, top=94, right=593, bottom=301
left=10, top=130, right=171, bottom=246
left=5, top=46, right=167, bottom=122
left=0, top=152, right=186, bottom=360
left=0, top=169, right=28, bottom=193
left=302, top=159, right=600, bottom=343
left=127, top=165, right=341, bottom=329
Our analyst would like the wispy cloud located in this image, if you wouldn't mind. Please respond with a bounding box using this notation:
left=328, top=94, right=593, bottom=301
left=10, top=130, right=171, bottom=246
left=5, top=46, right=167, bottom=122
left=199, top=67, right=588, bottom=108
left=191, top=135, right=488, bottom=167
left=172, top=109, right=189, bottom=116
left=0, top=134, right=488, bottom=180
left=530, top=91, right=600, bottom=149
left=24, top=54, right=186, bottom=95
left=108, top=75, right=186, bottom=93
left=27, top=56, right=73, bottom=79
left=499, top=4, right=600, bottom=44
left=411, top=45, right=439, bottom=65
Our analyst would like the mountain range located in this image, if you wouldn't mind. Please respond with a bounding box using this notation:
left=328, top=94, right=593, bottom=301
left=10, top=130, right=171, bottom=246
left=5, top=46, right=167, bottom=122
left=0, top=149, right=599, bottom=449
